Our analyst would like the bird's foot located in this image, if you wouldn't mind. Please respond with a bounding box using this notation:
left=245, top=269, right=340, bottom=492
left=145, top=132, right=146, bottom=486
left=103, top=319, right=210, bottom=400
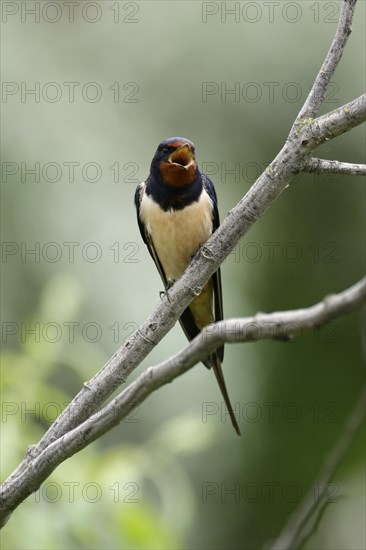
left=159, top=281, right=174, bottom=302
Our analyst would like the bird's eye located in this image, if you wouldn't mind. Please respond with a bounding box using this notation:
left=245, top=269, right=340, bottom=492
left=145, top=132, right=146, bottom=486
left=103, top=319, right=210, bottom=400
left=162, top=147, right=169, bottom=153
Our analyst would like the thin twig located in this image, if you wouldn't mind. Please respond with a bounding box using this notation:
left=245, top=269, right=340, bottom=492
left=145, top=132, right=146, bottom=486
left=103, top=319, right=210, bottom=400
left=269, top=388, right=366, bottom=550
left=306, top=94, right=366, bottom=146
left=1, top=279, right=365, bottom=524
left=304, top=158, right=366, bottom=176
left=296, top=0, right=357, bottom=120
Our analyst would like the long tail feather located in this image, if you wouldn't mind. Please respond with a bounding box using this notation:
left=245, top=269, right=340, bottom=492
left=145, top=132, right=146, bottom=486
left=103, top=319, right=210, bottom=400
left=211, top=353, right=241, bottom=436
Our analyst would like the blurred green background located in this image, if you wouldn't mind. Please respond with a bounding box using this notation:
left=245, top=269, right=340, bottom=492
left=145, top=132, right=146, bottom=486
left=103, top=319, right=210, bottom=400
left=1, top=1, right=365, bottom=548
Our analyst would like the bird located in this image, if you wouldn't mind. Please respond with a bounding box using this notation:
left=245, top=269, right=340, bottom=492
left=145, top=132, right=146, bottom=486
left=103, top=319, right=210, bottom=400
left=134, top=137, right=240, bottom=435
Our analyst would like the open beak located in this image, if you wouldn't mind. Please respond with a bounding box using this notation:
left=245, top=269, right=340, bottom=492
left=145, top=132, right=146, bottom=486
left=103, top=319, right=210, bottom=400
left=168, top=144, right=195, bottom=170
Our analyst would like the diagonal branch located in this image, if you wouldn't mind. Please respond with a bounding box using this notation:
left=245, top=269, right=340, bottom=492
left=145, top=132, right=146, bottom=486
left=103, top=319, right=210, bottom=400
left=296, top=0, right=357, bottom=120
left=1, top=278, right=365, bottom=524
left=304, top=158, right=366, bottom=176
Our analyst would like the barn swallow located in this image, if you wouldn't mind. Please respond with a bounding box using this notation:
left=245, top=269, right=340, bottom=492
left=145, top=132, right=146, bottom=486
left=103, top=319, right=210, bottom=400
left=135, top=137, right=240, bottom=435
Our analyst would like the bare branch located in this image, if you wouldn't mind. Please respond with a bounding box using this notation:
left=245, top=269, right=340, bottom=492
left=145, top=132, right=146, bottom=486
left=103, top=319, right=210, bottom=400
left=269, top=388, right=366, bottom=550
left=304, top=158, right=366, bottom=176
left=297, top=0, right=357, bottom=120
left=1, top=278, right=365, bottom=524
left=306, top=94, right=366, bottom=146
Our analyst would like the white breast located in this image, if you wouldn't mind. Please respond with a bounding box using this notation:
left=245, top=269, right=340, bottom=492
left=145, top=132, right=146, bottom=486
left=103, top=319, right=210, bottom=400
left=140, top=188, right=213, bottom=282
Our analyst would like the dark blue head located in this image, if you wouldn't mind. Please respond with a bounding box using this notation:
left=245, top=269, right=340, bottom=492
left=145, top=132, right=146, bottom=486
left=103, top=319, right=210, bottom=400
left=146, top=137, right=203, bottom=210
left=150, top=137, right=199, bottom=188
